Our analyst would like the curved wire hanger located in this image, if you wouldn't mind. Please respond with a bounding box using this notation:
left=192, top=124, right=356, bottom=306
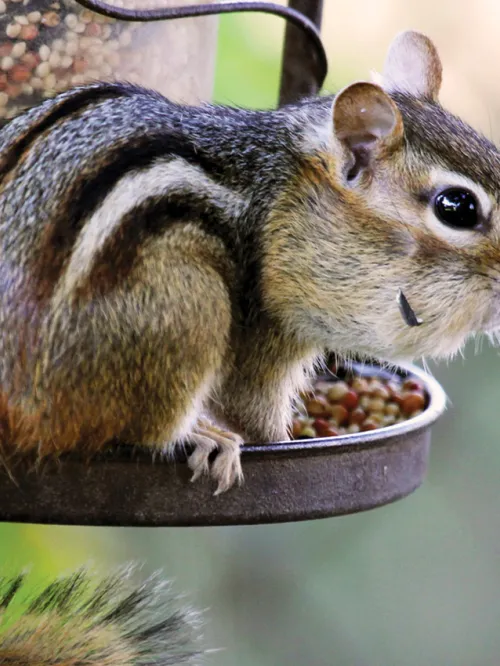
left=73, top=0, right=328, bottom=93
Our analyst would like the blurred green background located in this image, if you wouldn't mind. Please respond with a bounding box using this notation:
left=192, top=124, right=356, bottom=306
left=4, top=5, right=500, bottom=666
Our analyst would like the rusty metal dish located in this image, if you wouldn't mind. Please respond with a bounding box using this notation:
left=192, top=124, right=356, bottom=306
left=0, top=362, right=447, bottom=527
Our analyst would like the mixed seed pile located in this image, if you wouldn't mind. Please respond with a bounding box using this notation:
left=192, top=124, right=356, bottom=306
left=0, top=0, right=154, bottom=120
left=292, top=366, right=427, bottom=440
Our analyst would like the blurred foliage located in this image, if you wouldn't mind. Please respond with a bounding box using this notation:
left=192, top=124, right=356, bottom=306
left=214, top=13, right=282, bottom=108
left=2, top=9, right=500, bottom=666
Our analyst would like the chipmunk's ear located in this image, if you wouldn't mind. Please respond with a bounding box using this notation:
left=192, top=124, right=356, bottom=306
left=382, top=30, right=442, bottom=99
left=332, top=81, right=403, bottom=181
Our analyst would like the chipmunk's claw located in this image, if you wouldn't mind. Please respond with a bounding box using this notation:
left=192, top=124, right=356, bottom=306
left=188, top=421, right=243, bottom=494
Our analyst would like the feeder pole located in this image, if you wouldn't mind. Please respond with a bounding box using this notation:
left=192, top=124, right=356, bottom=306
left=279, top=0, right=324, bottom=106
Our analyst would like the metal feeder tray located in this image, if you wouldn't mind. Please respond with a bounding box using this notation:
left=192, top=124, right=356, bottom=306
left=0, top=362, right=447, bottom=527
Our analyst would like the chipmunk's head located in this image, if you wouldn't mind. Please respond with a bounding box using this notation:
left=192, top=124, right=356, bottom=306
left=266, top=30, right=500, bottom=363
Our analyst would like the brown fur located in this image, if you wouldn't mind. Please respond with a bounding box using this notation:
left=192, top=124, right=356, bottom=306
left=0, top=568, right=204, bottom=665
left=12, top=227, right=234, bottom=455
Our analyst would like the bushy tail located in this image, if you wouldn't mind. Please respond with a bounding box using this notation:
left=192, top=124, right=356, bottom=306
left=0, top=566, right=205, bottom=665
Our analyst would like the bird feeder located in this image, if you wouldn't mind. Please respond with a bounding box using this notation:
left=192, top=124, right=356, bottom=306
left=0, top=0, right=448, bottom=526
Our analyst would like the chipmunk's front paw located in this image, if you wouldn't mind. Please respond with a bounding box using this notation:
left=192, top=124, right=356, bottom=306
left=188, top=420, right=244, bottom=494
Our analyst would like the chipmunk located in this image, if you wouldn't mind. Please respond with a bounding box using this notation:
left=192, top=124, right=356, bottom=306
left=0, top=30, right=498, bottom=493
left=0, top=567, right=205, bottom=665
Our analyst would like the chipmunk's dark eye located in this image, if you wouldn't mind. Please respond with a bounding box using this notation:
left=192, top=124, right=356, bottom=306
left=434, top=188, right=480, bottom=229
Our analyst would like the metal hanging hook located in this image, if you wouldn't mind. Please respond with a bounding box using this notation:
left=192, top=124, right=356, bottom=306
left=73, top=1, right=328, bottom=95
